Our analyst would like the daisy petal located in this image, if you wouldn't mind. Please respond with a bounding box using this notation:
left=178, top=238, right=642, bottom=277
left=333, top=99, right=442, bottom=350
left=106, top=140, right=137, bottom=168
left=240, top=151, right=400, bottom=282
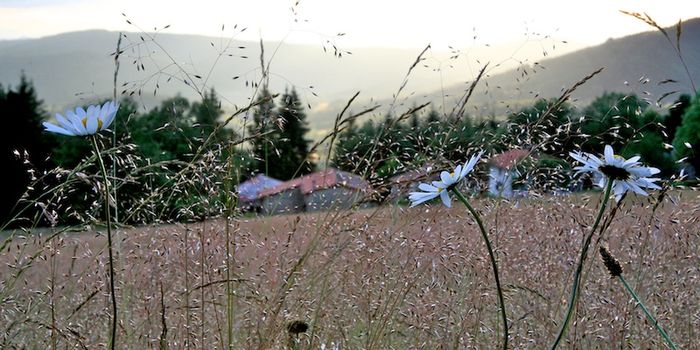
left=625, top=180, right=649, bottom=196
left=102, top=101, right=118, bottom=130
left=432, top=180, right=446, bottom=188
left=453, top=165, right=462, bottom=179
left=66, top=110, right=85, bottom=134
left=464, top=152, right=482, bottom=175
left=440, top=190, right=451, bottom=207
left=604, top=145, right=614, bottom=163
left=623, top=156, right=640, bottom=165
left=638, top=178, right=661, bottom=190
left=418, top=183, right=438, bottom=192
left=43, top=122, right=76, bottom=136
left=86, top=115, right=98, bottom=134
left=440, top=171, right=452, bottom=185
left=55, top=113, right=75, bottom=132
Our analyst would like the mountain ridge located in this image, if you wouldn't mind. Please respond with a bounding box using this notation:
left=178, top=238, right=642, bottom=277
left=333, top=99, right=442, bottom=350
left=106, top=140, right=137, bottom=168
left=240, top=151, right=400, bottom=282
left=429, top=17, right=700, bottom=117
left=0, top=19, right=698, bottom=134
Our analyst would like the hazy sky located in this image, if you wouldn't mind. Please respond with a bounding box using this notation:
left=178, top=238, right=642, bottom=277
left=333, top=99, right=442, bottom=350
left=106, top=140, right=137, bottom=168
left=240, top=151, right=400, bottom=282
left=1, top=0, right=698, bottom=49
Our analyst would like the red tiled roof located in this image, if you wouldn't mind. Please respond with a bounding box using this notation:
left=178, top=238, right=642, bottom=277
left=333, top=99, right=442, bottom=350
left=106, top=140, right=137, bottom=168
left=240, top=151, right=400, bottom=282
left=258, top=168, right=371, bottom=198
left=490, top=149, right=530, bottom=170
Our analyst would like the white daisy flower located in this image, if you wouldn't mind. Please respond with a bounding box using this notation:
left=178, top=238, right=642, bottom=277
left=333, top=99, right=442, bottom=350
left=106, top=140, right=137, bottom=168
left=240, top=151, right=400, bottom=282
left=409, top=152, right=482, bottom=208
left=409, top=181, right=450, bottom=207
left=43, top=101, right=119, bottom=136
left=569, top=145, right=661, bottom=200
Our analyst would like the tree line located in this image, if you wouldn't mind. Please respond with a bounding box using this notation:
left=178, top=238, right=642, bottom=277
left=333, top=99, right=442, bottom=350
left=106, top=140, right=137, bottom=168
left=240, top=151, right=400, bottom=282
left=332, top=92, right=698, bottom=194
left=1, top=76, right=313, bottom=227
left=2, top=74, right=699, bottom=226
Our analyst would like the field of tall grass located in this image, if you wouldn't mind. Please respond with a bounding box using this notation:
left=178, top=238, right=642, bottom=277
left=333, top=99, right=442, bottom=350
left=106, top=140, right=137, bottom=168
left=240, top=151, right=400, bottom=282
left=2, top=193, right=699, bottom=348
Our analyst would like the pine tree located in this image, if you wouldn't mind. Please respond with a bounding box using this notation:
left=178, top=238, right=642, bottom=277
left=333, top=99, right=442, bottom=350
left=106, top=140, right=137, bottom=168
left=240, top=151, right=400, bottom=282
left=0, top=75, right=55, bottom=224
left=128, top=96, right=192, bottom=162
left=267, top=88, right=312, bottom=180
left=190, top=88, right=233, bottom=143
left=191, top=89, right=221, bottom=132
left=248, top=86, right=277, bottom=176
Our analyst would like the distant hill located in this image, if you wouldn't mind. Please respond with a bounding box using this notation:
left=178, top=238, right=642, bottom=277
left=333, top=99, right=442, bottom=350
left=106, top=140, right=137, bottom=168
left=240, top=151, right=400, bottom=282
left=0, top=30, right=436, bottom=111
left=0, top=29, right=582, bottom=135
left=426, top=18, right=700, bottom=118
left=1, top=19, right=698, bottom=135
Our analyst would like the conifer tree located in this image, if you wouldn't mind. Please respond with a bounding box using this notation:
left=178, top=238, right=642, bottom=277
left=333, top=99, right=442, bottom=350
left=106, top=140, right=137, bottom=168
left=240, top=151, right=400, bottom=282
left=190, top=88, right=224, bottom=139
left=248, top=86, right=277, bottom=176
left=0, top=75, right=54, bottom=224
left=268, top=88, right=312, bottom=180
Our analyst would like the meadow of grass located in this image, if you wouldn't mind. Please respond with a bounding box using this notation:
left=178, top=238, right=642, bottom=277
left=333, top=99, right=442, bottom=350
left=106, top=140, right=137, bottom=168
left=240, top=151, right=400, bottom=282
left=1, top=192, right=698, bottom=349
left=2, top=11, right=699, bottom=350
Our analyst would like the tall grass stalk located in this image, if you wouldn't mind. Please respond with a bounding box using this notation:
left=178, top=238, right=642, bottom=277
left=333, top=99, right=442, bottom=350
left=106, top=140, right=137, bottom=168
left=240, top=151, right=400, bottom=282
left=549, top=180, right=613, bottom=349
left=50, top=239, right=57, bottom=350
left=451, top=188, right=508, bottom=350
left=599, top=245, right=678, bottom=349
left=224, top=142, right=237, bottom=350
left=91, top=135, right=118, bottom=350
left=618, top=274, right=677, bottom=349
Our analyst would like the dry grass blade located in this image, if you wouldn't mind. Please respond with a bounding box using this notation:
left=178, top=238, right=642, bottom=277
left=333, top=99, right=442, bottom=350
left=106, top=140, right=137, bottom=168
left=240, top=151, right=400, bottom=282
left=390, top=44, right=431, bottom=112
left=620, top=11, right=696, bottom=93
left=450, top=63, right=489, bottom=120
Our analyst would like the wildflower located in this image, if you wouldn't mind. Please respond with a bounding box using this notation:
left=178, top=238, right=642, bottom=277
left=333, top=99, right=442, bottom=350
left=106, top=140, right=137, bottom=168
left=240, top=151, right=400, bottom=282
left=569, top=145, right=660, bottom=200
left=409, top=152, right=481, bottom=207
left=43, top=101, right=119, bottom=136
left=408, top=182, right=449, bottom=207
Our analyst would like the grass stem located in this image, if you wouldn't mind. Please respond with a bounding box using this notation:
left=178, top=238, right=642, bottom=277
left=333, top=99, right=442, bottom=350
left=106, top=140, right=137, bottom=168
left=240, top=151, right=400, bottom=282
left=91, top=135, right=118, bottom=350
left=549, top=180, right=613, bottom=349
left=452, top=188, right=508, bottom=350
left=618, top=275, right=678, bottom=350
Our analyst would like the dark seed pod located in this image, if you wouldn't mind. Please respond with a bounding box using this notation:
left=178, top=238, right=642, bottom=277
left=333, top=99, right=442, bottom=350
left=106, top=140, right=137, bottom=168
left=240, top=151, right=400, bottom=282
left=599, top=246, right=622, bottom=277
left=287, top=320, right=308, bottom=335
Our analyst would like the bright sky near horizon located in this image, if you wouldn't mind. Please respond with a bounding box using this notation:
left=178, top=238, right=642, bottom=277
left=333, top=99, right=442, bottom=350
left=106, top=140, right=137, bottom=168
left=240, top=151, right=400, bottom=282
left=0, top=0, right=698, bottom=49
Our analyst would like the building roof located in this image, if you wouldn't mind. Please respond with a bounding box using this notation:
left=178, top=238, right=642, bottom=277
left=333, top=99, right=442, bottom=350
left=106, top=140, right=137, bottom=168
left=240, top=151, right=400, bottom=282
left=259, top=168, right=371, bottom=198
left=490, top=149, right=530, bottom=170
left=237, top=174, right=283, bottom=202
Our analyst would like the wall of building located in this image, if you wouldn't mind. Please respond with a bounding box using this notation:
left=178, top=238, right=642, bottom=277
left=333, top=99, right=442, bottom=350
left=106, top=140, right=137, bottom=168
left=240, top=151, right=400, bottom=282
left=262, top=188, right=305, bottom=215
left=305, top=186, right=362, bottom=211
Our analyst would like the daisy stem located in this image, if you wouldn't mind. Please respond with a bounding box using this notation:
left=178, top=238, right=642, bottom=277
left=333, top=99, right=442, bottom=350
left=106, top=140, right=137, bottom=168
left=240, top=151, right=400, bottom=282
left=617, top=274, right=678, bottom=350
left=549, top=180, right=613, bottom=350
left=451, top=188, right=508, bottom=350
left=91, top=135, right=118, bottom=350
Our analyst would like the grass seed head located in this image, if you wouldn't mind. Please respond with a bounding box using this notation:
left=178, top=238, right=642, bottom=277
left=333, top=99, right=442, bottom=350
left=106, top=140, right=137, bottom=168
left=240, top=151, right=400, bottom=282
left=599, top=245, right=623, bottom=277
left=287, top=320, right=309, bottom=335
